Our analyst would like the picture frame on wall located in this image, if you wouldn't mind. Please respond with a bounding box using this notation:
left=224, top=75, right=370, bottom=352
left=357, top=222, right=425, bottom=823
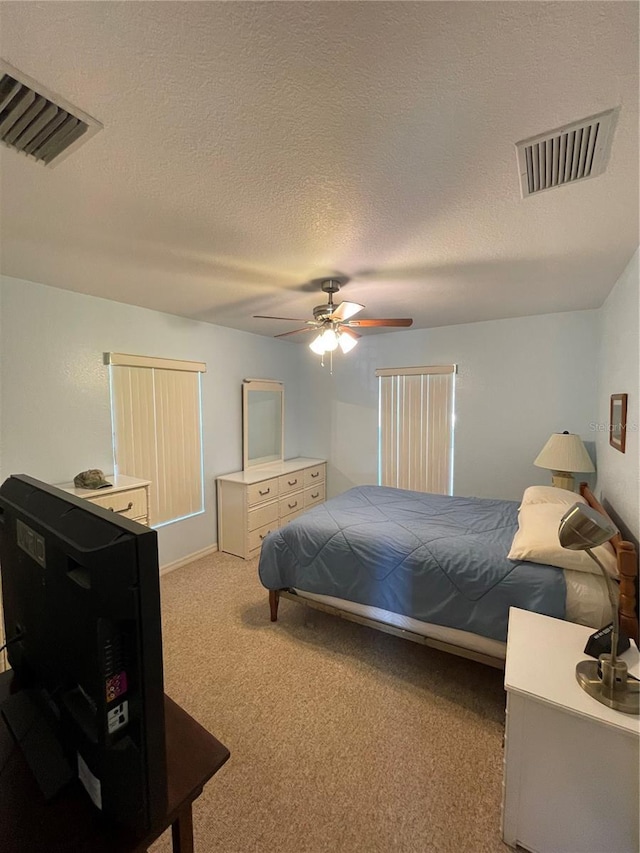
left=609, top=393, right=628, bottom=453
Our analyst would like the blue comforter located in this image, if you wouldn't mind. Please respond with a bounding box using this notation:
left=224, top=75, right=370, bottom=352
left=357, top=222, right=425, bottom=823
left=258, top=485, right=566, bottom=642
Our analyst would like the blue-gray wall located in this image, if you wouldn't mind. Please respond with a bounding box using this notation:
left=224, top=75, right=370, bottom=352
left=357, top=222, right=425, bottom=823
left=595, top=249, right=639, bottom=541
left=0, top=275, right=302, bottom=566
left=298, top=310, right=599, bottom=502
left=2, top=263, right=638, bottom=565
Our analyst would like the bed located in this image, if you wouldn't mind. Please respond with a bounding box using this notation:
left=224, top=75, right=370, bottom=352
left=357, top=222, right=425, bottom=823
left=258, top=482, right=638, bottom=668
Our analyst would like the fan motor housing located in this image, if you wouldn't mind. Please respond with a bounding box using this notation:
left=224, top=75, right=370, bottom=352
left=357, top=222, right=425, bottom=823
left=313, top=305, right=332, bottom=321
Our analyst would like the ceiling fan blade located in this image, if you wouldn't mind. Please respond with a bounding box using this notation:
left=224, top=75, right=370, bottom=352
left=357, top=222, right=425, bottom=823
left=254, top=315, right=310, bottom=322
left=338, top=326, right=361, bottom=340
left=328, top=301, right=365, bottom=322
left=274, top=327, right=316, bottom=338
left=346, top=318, right=413, bottom=328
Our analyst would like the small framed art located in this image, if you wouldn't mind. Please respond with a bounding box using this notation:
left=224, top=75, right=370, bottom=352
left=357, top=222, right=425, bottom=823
left=609, top=393, right=627, bottom=453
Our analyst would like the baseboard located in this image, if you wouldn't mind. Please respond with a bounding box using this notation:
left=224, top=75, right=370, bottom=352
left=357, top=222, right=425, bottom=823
left=159, top=543, right=219, bottom=576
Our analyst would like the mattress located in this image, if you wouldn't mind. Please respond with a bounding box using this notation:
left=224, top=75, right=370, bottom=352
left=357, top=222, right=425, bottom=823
left=291, top=569, right=611, bottom=661
left=259, top=485, right=568, bottom=643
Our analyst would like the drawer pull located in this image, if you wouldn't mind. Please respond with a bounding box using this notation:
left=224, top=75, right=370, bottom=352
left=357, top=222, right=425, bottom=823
left=311, top=492, right=319, bottom=499
left=288, top=501, right=298, bottom=509
left=108, top=501, right=133, bottom=514
left=287, top=479, right=298, bottom=486
left=259, top=530, right=272, bottom=540
left=311, top=472, right=320, bottom=478
left=259, top=488, right=271, bottom=496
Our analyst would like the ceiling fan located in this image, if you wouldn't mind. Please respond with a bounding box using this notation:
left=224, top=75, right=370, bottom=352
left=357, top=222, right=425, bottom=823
left=254, top=278, right=413, bottom=356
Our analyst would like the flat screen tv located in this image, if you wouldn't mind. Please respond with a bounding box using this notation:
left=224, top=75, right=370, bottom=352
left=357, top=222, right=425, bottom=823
left=0, top=474, right=167, bottom=834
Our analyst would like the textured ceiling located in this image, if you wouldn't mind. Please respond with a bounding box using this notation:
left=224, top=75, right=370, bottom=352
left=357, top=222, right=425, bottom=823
left=0, top=2, right=638, bottom=339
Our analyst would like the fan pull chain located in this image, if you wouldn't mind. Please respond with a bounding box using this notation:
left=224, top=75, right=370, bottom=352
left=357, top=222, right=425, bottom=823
left=318, top=351, right=334, bottom=374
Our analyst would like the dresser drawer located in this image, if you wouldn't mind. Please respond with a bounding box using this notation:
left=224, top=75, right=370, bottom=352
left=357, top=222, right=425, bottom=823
left=304, top=483, right=325, bottom=508
left=248, top=522, right=276, bottom=553
left=279, top=493, right=303, bottom=516
left=248, top=500, right=278, bottom=532
left=247, top=478, right=279, bottom=506
left=278, top=472, right=303, bottom=496
left=88, top=488, right=147, bottom=519
left=304, top=465, right=325, bottom=487
left=281, top=507, right=306, bottom=525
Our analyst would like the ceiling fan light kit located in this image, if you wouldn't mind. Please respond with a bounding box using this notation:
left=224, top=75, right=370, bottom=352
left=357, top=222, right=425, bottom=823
left=254, top=278, right=413, bottom=370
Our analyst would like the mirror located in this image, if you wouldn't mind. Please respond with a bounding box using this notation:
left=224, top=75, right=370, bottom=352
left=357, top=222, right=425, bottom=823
left=242, top=379, right=284, bottom=469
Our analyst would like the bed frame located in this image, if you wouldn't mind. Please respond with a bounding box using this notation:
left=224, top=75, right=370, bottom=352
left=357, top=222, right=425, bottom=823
left=579, top=483, right=639, bottom=644
left=267, top=483, right=639, bottom=668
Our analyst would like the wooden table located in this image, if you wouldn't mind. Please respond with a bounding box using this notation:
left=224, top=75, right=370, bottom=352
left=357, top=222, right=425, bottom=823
left=0, top=673, right=230, bottom=853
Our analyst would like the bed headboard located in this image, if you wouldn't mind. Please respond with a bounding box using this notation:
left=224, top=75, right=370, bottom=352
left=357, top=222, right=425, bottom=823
left=580, top=483, right=639, bottom=643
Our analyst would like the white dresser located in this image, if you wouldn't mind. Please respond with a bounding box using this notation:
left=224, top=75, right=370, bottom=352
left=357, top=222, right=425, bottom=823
left=217, top=458, right=326, bottom=560
left=56, top=474, right=151, bottom=526
left=503, top=607, right=640, bottom=853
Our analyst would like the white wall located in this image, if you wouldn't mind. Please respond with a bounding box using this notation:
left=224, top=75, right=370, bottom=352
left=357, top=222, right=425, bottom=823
left=2, top=273, right=625, bottom=564
left=595, top=249, right=639, bottom=542
left=0, top=275, right=302, bottom=567
left=299, top=310, right=599, bottom=502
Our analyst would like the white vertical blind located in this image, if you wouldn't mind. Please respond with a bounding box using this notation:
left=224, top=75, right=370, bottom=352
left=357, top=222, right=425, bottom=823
left=154, top=369, right=203, bottom=524
left=109, top=354, right=205, bottom=526
left=377, top=365, right=455, bottom=495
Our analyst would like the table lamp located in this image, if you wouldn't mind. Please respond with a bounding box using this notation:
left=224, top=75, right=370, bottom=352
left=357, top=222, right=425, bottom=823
left=559, top=502, right=639, bottom=715
left=534, top=431, right=595, bottom=491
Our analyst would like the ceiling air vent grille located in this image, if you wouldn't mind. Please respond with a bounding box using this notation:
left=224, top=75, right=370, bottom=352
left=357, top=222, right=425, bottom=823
left=0, top=60, right=101, bottom=167
left=516, top=109, right=616, bottom=198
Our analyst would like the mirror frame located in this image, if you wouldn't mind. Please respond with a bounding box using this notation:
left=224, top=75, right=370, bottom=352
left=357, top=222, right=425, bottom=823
left=242, top=379, right=285, bottom=470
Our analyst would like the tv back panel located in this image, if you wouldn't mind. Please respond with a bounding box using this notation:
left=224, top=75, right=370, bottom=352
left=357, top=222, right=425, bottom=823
left=0, top=475, right=167, bottom=833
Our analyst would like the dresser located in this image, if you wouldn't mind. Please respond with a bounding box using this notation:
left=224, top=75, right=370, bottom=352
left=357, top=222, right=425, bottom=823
left=56, top=474, right=151, bottom=526
left=217, top=458, right=326, bottom=560
left=503, top=607, right=640, bottom=853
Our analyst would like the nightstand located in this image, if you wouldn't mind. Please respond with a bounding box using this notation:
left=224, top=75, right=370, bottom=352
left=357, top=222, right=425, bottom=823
left=502, top=608, right=640, bottom=853
left=56, top=474, right=151, bottom=526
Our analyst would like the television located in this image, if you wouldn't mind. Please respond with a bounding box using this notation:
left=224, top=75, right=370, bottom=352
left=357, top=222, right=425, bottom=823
left=0, top=474, right=167, bottom=834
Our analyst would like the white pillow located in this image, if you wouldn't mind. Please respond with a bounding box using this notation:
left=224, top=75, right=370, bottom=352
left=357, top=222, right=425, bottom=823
left=508, top=501, right=618, bottom=576
left=519, top=485, right=588, bottom=509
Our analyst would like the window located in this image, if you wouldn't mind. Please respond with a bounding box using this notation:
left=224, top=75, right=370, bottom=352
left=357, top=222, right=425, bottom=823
left=377, top=364, right=456, bottom=495
left=107, top=353, right=206, bottom=527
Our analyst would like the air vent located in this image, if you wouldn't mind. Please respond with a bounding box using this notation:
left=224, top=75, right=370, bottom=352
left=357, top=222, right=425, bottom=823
left=0, top=59, right=101, bottom=167
left=516, top=109, right=616, bottom=198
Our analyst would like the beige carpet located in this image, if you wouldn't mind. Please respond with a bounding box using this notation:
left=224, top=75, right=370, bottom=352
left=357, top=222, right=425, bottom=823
left=149, top=551, right=511, bottom=853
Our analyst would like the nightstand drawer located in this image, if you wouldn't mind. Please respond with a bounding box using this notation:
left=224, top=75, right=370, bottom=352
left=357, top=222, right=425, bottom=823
left=304, top=466, right=325, bottom=487
left=247, top=478, right=278, bottom=506
left=88, top=488, right=147, bottom=519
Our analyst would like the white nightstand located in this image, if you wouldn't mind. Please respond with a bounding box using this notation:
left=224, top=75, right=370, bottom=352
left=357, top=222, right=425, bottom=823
left=502, top=608, right=640, bottom=853
left=56, top=474, right=151, bottom=526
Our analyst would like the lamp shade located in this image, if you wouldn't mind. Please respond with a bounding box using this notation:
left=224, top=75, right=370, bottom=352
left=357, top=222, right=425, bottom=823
left=534, top=432, right=595, bottom=473
left=320, top=328, right=339, bottom=352
left=338, top=332, right=358, bottom=354
left=309, top=334, right=325, bottom=355
left=558, top=502, right=618, bottom=550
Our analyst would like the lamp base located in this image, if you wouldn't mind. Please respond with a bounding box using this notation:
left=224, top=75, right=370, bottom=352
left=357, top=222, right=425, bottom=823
left=575, top=659, right=640, bottom=715
left=552, top=471, right=575, bottom=491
